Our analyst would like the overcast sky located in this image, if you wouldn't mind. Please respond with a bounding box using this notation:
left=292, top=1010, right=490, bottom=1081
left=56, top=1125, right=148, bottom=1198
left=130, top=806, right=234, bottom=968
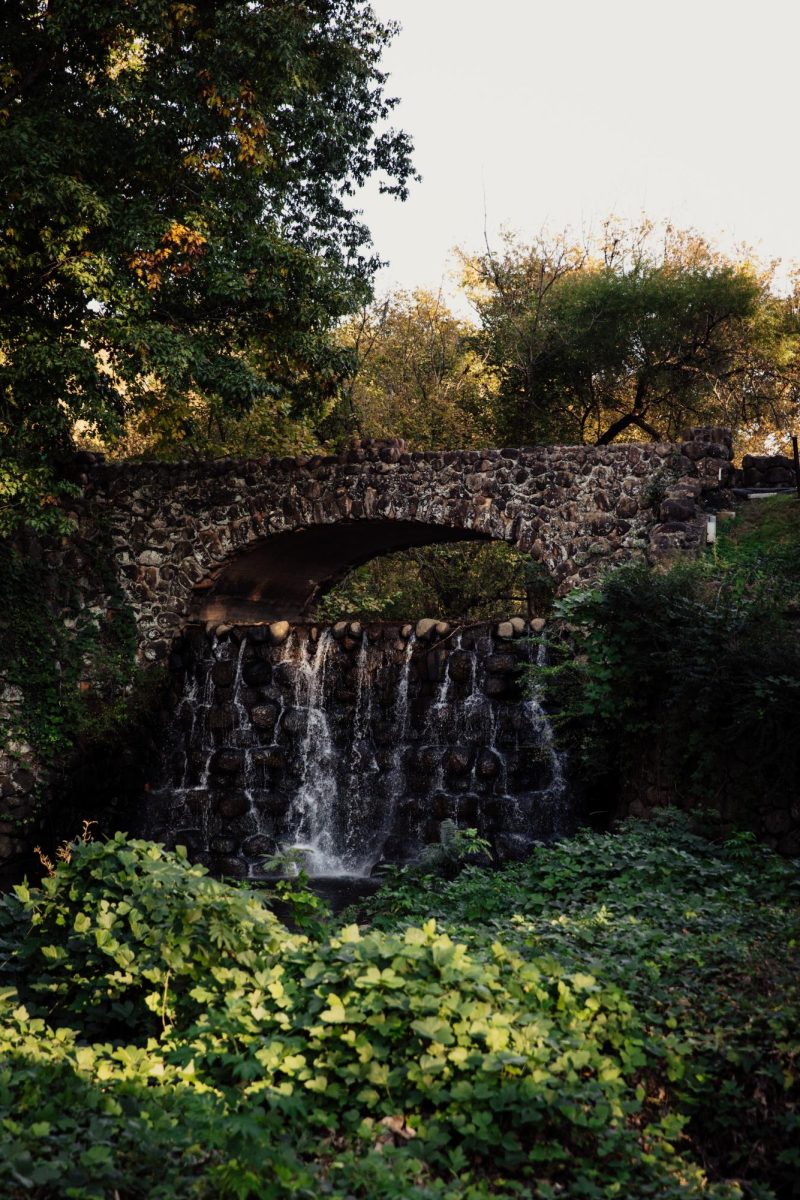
left=359, top=0, right=800, bottom=304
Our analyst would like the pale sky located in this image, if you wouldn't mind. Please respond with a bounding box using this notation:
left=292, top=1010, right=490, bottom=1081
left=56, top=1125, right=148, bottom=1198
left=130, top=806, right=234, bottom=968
left=359, top=0, right=800, bottom=305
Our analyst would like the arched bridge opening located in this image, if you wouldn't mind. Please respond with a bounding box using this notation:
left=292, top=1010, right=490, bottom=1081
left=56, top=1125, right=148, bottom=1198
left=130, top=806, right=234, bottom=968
left=190, top=519, right=495, bottom=625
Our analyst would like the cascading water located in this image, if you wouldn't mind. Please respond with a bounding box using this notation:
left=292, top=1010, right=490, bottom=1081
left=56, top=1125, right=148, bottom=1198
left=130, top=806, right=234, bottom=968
left=285, top=631, right=341, bottom=873
left=148, top=620, right=574, bottom=878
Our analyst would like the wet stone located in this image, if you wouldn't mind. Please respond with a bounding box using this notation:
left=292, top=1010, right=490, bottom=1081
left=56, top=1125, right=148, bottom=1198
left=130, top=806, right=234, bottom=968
left=254, top=747, right=286, bottom=770
left=484, top=674, right=510, bottom=698
left=208, top=705, right=235, bottom=732
left=242, top=834, right=275, bottom=859
left=485, top=653, right=517, bottom=674
left=445, top=746, right=472, bottom=776
left=213, top=750, right=243, bottom=775
left=448, top=650, right=473, bottom=683
left=242, top=659, right=272, bottom=687
left=476, top=749, right=501, bottom=778
left=211, top=661, right=235, bottom=686
left=216, top=793, right=250, bottom=819
left=147, top=620, right=576, bottom=877
left=210, top=836, right=237, bottom=855
left=281, top=707, right=306, bottom=735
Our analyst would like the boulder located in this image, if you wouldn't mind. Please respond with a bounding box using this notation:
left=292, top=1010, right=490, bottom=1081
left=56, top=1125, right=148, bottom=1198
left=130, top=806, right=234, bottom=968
left=475, top=749, right=501, bottom=779
left=213, top=749, right=243, bottom=775
left=485, top=653, right=517, bottom=674
left=216, top=793, right=250, bottom=819
left=268, top=620, right=290, bottom=645
left=242, top=834, right=275, bottom=859
left=445, top=746, right=472, bottom=776
left=415, top=617, right=438, bottom=639
left=251, top=703, right=279, bottom=730
left=242, top=659, right=272, bottom=687
left=211, top=661, right=235, bottom=686
left=484, top=674, right=509, bottom=698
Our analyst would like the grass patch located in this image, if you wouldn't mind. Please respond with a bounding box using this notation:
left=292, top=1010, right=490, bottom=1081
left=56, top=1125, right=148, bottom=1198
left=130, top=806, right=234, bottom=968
left=715, top=494, right=800, bottom=598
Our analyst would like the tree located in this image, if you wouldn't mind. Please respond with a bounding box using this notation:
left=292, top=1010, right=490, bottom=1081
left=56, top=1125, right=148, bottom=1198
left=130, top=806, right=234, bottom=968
left=0, top=0, right=414, bottom=530
left=319, top=540, right=538, bottom=622
left=329, top=289, right=497, bottom=450
left=462, top=221, right=799, bottom=448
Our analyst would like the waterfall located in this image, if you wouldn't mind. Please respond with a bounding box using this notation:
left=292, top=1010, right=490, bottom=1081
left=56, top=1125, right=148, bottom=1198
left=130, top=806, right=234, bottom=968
left=342, top=634, right=377, bottom=872
left=151, top=621, right=573, bottom=878
left=285, top=630, right=342, bottom=874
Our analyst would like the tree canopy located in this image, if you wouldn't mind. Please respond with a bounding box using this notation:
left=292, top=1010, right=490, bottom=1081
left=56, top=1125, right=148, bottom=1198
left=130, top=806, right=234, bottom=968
left=0, top=0, right=414, bottom=530
left=461, top=222, right=800, bottom=448
left=330, top=288, right=497, bottom=450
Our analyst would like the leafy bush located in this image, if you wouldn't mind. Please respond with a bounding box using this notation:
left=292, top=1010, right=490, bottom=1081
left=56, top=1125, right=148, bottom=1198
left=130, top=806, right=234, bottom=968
left=356, top=810, right=800, bottom=1197
left=2, top=825, right=787, bottom=1198
left=0, top=536, right=139, bottom=764
left=542, top=556, right=800, bottom=817
left=0, top=834, right=292, bottom=1038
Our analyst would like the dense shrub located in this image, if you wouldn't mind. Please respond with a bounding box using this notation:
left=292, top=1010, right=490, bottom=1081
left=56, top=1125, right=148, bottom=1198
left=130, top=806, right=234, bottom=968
left=543, top=547, right=800, bottom=818
left=354, top=811, right=800, bottom=1197
left=3, top=824, right=793, bottom=1197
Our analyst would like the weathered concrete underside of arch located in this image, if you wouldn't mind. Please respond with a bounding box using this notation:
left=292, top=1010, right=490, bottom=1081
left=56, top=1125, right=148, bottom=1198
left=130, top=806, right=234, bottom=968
left=83, top=428, right=733, bottom=662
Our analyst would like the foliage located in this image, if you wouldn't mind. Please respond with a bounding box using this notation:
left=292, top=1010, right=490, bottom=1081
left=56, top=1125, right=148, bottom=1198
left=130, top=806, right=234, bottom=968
left=414, top=819, right=492, bottom=877
left=320, top=540, right=542, bottom=622
left=327, top=289, right=498, bottom=449
left=461, top=219, right=800, bottom=449
left=0, top=463, right=81, bottom=538
left=0, top=0, right=414, bottom=520
left=2, top=824, right=791, bottom=1196
left=539, top=523, right=800, bottom=811
left=0, top=535, right=139, bottom=765
left=354, top=810, right=800, bottom=1198
left=715, top=493, right=800, bottom=597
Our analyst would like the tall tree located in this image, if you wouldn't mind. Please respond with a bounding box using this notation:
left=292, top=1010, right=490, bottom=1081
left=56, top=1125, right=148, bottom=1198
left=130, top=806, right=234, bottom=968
left=330, top=289, right=497, bottom=450
left=0, top=0, right=414, bottom=531
left=462, top=221, right=799, bottom=448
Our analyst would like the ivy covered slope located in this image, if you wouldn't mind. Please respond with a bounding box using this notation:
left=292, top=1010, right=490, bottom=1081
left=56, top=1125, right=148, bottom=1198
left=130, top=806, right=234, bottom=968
left=0, top=816, right=797, bottom=1198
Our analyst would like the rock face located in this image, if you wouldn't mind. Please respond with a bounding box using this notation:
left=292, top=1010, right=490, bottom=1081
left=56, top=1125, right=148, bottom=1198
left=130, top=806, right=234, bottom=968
left=142, top=621, right=570, bottom=877
left=78, top=428, right=733, bottom=664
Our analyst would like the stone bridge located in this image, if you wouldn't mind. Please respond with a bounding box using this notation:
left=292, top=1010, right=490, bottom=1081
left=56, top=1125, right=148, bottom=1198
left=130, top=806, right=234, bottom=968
left=83, top=426, right=733, bottom=662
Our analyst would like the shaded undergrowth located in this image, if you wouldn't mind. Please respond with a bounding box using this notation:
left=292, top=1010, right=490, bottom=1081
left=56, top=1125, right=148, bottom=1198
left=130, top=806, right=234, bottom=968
left=0, top=813, right=796, bottom=1198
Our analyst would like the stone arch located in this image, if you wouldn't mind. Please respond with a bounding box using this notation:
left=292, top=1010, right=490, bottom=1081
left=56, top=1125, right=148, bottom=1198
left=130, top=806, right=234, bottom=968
left=91, top=431, right=729, bottom=661
left=189, top=519, right=496, bottom=626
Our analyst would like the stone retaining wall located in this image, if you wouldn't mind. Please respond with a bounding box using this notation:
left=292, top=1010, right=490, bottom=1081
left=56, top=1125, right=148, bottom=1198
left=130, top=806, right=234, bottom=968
left=144, top=618, right=570, bottom=875
left=735, top=453, right=797, bottom=490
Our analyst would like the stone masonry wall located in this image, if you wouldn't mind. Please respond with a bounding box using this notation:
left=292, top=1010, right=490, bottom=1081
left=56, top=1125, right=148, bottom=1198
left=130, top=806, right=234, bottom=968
left=82, top=427, right=732, bottom=665
left=0, top=428, right=733, bottom=876
left=734, top=454, right=798, bottom=490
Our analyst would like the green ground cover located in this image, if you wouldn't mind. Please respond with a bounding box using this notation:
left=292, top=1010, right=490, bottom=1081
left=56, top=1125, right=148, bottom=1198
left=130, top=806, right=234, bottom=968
left=0, top=814, right=797, bottom=1199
